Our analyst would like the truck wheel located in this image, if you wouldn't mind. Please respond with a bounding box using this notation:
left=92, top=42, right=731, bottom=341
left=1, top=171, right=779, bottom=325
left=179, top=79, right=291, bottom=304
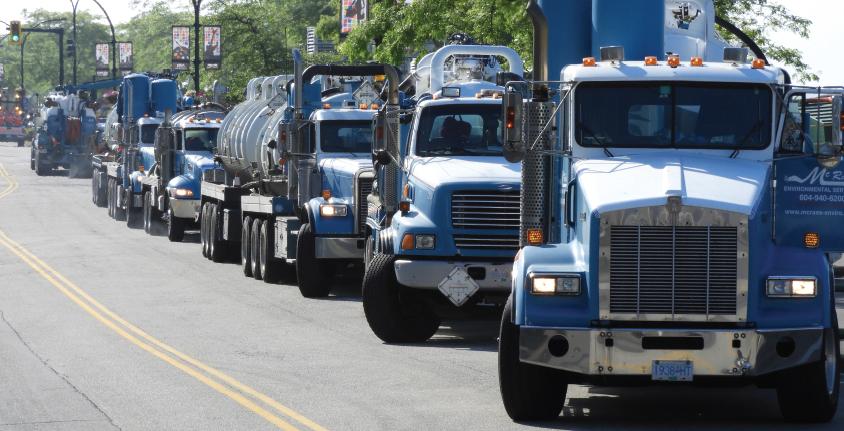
left=364, top=235, right=374, bottom=269
left=250, top=218, right=263, bottom=280
left=34, top=152, right=49, bottom=176
left=30, top=148, right=35, bottom=170
left=362, top=253, right=441, bottom=343
left=241, top=215, right=253, bottom=277
left=68, top=162, right=80, bottom=179
left=114, top=185, right=126, bottom=221
left=143, top=191, right=152, bottom=234
left=296, top=223, right=329, bottom=297
left=776, top=308, right=839, bottom=423
left=126, top=191, right=143, bottom=228
left=260, top=219, right=284, bottom=283
left=499, top=296, right=567, bottom=421
left=200, top=203, right=210, bottom=257
left=95, top=174, right=107, bottom=207
left=209, top=204, right=226, bottom=263
left=91, top=174, right=98, bottom=205
left=167, top=209, right=185, bottom=242
left=17, top=139, right=24, bottom=147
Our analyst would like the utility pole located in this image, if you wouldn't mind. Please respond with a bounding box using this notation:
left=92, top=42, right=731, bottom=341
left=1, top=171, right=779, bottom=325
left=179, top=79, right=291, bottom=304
left=192, top=0, right=202, bottom=92
left=70, top=0, right=80, bottom=85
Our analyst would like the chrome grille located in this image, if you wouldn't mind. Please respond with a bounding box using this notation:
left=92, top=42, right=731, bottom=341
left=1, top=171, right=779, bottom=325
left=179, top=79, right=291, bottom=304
left=609, top=225, right=738, bottom=316
left=357, top=176, right=374, bottom=233
left=451, top=191, right=520, bottom=230
left=454, top=234, right=520, bottom=251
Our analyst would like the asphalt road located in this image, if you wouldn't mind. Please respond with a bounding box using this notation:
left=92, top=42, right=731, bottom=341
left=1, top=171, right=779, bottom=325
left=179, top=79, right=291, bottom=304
left=0, top=141, right=842, bottom=431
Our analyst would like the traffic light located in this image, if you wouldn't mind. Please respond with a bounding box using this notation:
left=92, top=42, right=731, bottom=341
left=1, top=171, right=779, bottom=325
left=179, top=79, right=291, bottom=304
left=66, top=39, right=76, bottom=57
left=9, top=21, right=22, bottom=45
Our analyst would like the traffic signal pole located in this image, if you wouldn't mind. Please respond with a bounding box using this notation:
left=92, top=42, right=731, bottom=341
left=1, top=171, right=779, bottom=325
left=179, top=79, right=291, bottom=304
left=21, top=27, right=66, bottom=89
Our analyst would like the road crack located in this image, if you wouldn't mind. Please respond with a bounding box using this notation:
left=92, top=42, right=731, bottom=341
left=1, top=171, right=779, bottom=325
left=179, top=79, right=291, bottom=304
left=0, top=310, right=123, bottom=431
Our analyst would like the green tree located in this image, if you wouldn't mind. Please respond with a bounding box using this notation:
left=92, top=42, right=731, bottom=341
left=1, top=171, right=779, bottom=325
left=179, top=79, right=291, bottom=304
left=340, top=0, right=818, bottom=82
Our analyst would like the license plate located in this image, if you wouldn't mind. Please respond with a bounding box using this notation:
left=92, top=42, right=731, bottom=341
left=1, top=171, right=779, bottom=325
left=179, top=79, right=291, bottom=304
left=652, top=360, right=693, bottom=382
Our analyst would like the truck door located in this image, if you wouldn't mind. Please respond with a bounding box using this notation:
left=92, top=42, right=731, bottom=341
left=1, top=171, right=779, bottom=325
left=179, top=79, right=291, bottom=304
left=773, top=89, right=844, bottom=252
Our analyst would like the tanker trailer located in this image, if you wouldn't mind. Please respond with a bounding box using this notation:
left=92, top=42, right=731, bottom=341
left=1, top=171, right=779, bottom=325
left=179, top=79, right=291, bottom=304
left=200, top=53, right=399, bottom=297
left=31, top=92, right=97, bottom=177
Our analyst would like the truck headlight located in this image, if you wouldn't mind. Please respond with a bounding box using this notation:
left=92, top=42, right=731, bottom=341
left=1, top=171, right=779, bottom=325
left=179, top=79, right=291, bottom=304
left=169, top=188, right=193, bottom=198
left=530, top=274, right=581, bottom=296
left=320, top=204, right=348, bottom=217
left=766, top=277, right=817, bottom=297
left=415, top=234, right=436, bottom=249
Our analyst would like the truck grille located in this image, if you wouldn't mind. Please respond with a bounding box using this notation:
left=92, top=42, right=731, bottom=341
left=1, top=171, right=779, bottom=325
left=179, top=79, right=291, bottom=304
left=454, top=234, right=520, bottom=251
left=451, top=191, right=520, bottom=230
left=609, top=225, right=738, bottom=316
left=356, top=175, right=374, bottom=233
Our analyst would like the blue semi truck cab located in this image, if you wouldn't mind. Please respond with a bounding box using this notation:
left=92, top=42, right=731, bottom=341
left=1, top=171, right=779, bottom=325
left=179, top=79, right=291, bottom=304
left=499, top=0, right=841, bottom=423
left=140, top=107, right=224, bottom=240
left=362, top=43, right=525, bottom=343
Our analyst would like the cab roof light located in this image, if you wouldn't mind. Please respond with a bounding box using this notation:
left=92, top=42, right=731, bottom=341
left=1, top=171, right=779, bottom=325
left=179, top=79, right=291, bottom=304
left=667, top=55, right=681, bottom=68
left=369, top=103, right=379, bottom=110
left=751, top=58, right=766, bottom=69
left=359, top=103, right=368, bottom=110
left=644, top=56, right=659, bottom=66
left=582, top=57, right=597, bottom=67
left=690, top=57, right=704, bottom=67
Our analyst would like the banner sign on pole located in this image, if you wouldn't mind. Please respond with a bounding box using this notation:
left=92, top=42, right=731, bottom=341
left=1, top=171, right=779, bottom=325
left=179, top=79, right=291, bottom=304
left=172, top=26, right=191, bottom=71
left=118, top=42, right=133, bottom=72
left=95, top=43, right=110, bottom=77
left=203, top=26, right=221, bottom=70
left=340, top=0, right=368, bottom=36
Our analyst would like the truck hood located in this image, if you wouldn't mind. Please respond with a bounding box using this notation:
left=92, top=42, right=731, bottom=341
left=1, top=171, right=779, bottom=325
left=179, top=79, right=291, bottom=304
left=575, top=153, right=769, bottom=216
left=183, top=152, right=216, bottom=171
left=408, top=156, right=521, bottom=189
left=319, top=156, right=373, bottom=200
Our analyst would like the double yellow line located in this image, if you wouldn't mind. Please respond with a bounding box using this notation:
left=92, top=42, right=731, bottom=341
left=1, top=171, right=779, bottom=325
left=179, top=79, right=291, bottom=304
left=0, top=164, right=326, bottom=431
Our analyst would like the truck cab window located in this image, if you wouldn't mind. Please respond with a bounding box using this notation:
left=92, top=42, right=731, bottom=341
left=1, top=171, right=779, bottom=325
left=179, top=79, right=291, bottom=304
left=320, top=120, right=372, bottom=153
left=140, top=124, right=158, bottom=145
left=415, top=104, right=502, bottom=156
left=183, top=128, right=218, bottom=152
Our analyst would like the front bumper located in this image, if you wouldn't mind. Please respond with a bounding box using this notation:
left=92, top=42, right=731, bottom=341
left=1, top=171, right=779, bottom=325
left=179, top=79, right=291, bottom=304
left=520, top=326, right=824, bottom=377
left=394, top=259, right=512, bottom=290
left=315, top=237, right=362, bottom=259
left=171, top=199, right=200, bottom=219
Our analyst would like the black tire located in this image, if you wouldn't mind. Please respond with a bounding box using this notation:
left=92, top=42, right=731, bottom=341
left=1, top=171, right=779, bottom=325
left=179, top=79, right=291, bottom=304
left=296, top=223, right=330, bottom=297
left=30, top=147, right=35, bottom=170
left=167, top=209, right=185, bottom=242
left=776, top=307, right=840, bottom=423
left=362, top=253, right=441, bottom=343
left=143, top=191, right=152, bottom=234
left=126, top=190, right=143, bottom=228
left=34, top=152, right=49, bottom=176
left=107, top=179, right=115, bottom=218
left=209, top=204, right=226, bottom=263
left=250, top=218, right=263, bottom=280
left=91, top=173, right=99, bottom=205
left=113, top=184, right=126, bottom=221
left=260, top=219, right=284, bottom=283
left=363, top=234, right=375, bottom=270
left=241, top=215, right=253, bottom=277
left=499, top=297, right=568, bottom=421
left=94, top=173, right=106, bottom=207
left=200, top=203, right=210, bottom=258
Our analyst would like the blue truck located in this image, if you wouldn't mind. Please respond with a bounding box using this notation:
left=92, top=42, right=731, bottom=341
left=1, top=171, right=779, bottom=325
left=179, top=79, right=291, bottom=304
left=362, top=42, right=526, bottom=343
left=93, top=74, right=180, bottom=225
left=498, top=0, right=840, bottom=423
left=31, top=91, right=98, bottom=177
left=200, top=54, right=399, bottom=294
left=140, top=106, right=225, bottom=240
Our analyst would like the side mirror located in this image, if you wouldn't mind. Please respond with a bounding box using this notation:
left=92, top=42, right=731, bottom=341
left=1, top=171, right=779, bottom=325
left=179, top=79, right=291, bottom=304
left=267, top=139, right=277, bottom=150
left=373, top=149, right=391, bottom=167
left=501, top=91, right=524, bottom=163
left=819, top=95, right=844, bottom=169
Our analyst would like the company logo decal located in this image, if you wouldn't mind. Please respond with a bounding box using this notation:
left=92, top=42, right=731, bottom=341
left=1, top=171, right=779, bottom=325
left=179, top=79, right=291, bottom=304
left=785, top=167, right=844, bottom=186
left=671, top=2, right=702, bottom=30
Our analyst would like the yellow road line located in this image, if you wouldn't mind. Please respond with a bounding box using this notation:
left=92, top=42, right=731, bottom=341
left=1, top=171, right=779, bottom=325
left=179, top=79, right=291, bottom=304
left=0, top=163, right=18, bottom=199
left=0, top=164, right=328, bottom=431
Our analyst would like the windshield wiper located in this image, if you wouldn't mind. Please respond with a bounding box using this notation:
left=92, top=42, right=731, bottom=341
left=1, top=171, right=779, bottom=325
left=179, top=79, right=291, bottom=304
left=578, top=122, right=614, bottom=157
left=730, top=120, right=764, bottom=159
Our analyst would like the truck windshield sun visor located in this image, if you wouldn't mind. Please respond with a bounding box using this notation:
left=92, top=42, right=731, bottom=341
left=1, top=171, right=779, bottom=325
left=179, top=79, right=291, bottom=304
left=575, top=82, right=773, bottom=150
left=416, top=104, right=504, bottom=157
left=320, top=121, right=372, bottom=153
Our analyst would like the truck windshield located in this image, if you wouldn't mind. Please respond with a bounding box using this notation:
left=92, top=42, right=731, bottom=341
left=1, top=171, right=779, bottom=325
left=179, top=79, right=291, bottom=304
left=415, top=104, right=502, bottom=156
left=183, top=128, right=218, bottom=152
left=575, top=82, right=773, bottom=149
left=141, top=124, right=158, bottom=145
left=320, top=120, right=372, bottom=153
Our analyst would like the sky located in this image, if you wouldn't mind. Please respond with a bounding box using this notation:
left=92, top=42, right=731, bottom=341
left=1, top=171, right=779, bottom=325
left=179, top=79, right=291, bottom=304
left=5, top=0, right=844, bottom=86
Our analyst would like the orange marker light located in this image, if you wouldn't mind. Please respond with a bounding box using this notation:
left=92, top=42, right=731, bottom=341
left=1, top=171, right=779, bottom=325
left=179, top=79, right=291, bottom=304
left=526, top=228, right=544, bottom=245
left=399, top=201, right=411, bottom=213
left=644, top=56, right=658, bottom=66
left=752, top=58, right=766, bottom=69
left=506, top=106, right=516, bottom=130
left=667, top=55, right=681, bottom=68
left=690, top=57, right=704, bottom=67
left=403, top=183, right=411, bottom=198
left=323, top=103, right=332, bottom=109
left=804, top=232, right=820, bottom=248
left=322, top=189, right=331, bottom=200
left=370, top=103, right=379, bottom=110
left=401, top=233, right=415, bottom=250
left=360, top=104, right=368, bottom=110
left=582, top=57, right=597, bottom=67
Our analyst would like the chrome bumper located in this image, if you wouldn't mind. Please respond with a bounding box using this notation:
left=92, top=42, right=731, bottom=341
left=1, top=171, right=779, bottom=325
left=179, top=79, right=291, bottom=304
left=171, top=199, right=200, bottom=219
left=315, top=237, right=362, bottom=259
left=519, top=327, right=824, bottom=377
left=394, top=259, right=512, bottom=290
